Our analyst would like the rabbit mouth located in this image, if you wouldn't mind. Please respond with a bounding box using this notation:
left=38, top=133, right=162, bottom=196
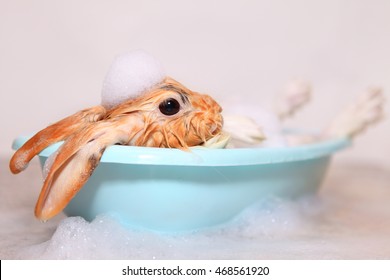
left=210, top=124, right=218, bottom=134
left=209, top=123, right=222, bottom=136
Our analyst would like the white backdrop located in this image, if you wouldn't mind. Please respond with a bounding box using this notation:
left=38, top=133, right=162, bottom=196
left=1, top=0, right=389, bottom=165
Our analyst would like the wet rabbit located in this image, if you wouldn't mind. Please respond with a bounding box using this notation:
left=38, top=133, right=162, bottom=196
left=9, top=77, right=223, bottom=220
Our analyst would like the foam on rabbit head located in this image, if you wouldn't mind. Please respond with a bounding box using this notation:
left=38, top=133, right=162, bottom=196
left=101, top=50, right=166, bottom=109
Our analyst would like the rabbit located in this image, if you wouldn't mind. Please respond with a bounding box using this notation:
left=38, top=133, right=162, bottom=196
left=9, top=77, right=223, bottom=221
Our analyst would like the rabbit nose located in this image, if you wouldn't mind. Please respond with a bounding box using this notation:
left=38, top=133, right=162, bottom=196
left=198, top=93, right=222, bottom=111
left=214, top=103, right=222, bottom=113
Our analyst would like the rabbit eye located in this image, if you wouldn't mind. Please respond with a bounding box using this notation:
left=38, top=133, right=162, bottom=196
left=159, top=98, right=181, bottom=116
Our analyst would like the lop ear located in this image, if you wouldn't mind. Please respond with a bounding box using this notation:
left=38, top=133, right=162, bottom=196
left=34, top=121, right=129, bottom=220
left=9, top=106, right=107, bottom=174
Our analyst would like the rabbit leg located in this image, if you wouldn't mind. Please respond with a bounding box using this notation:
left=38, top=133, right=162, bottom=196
left=287, top=87, right=385, bottom=146
left=275, top=80, right=312, bottom=121
left=10, top=105, right=107, bottom=174
left=222, top=114, right=265, bottom=147
left=324, top=87, right=385, bottom=139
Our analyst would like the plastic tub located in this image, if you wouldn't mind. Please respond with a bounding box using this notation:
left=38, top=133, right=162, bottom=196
left=12, top=135, right=350, bottom=232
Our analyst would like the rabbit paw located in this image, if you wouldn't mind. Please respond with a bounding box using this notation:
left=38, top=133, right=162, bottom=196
left=275, top=79, right=312, bottom=120
left=325, top=87, right=385, bottom=138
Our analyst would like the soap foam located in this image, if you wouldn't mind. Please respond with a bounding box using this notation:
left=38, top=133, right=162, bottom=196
left=101, top=50, right=166, bottom=109
left=14, top=196, right=331, bottom=259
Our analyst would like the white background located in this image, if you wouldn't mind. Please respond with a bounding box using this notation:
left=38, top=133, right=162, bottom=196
left=1, top=0, right=389, bottom=165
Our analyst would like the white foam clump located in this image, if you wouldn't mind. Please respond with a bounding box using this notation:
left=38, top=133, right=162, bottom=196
left=17, top=196, right=321, bottom=259
left=101, top=50, right=166, bottom=109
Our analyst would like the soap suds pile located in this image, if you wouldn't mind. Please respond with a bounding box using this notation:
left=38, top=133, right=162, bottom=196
left=101, top=50, right=166, bottom=109
left=15, top=199, right=315, bottom=259
left=1, top=157, right=390, bottom=259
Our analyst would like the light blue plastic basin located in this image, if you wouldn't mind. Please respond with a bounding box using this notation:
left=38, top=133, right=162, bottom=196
left=12, top=135, right=350, bottom=232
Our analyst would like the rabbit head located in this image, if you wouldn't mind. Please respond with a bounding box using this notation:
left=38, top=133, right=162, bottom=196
left=109, top=77, right=223, bottom=148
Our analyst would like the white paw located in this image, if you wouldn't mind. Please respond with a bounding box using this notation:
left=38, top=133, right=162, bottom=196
left=223, top=114, right=265, bottom=145
left=325, top=87, right=385, bottom=138
left=275, top=79, right=312, bottom=120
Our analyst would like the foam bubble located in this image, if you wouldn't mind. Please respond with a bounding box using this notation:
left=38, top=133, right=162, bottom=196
left=101, top=50, right=166, bottom=109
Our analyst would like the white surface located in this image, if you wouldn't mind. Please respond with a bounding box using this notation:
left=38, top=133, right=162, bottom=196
left=1, top=157, right=390, bottom=259
left=0, top=0, right=389, bottom=165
